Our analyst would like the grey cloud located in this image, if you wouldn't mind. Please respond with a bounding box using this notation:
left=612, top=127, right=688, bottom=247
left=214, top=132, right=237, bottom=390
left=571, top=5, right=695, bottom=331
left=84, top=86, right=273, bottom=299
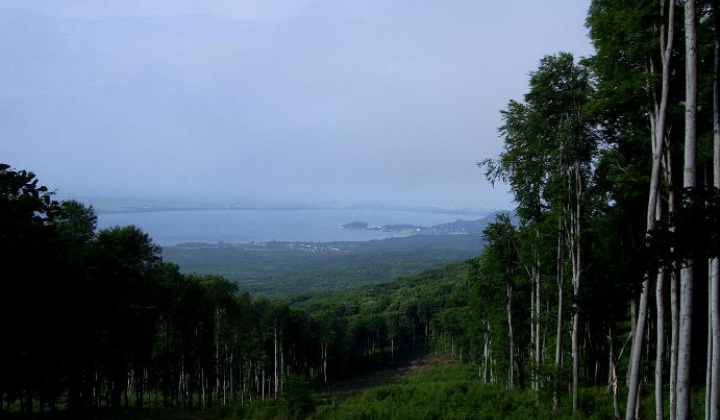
left=0, top=1, right=593, bottom=209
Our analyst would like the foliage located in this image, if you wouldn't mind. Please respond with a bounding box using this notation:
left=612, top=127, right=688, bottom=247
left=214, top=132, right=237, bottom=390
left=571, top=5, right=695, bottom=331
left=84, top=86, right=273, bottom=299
left=311, top=364, right=615, bottom=420
left=0, top=166, right=479, bottom=417
left=161, top=229, right=487, bottom=296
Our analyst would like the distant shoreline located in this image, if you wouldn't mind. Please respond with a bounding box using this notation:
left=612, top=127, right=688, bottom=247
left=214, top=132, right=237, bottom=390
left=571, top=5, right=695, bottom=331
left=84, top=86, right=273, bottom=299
left=161, top=217, right=492, bottom=249
left=96, top=207, right=506, bottom=247
left=94, top=204, right=495, bottom=217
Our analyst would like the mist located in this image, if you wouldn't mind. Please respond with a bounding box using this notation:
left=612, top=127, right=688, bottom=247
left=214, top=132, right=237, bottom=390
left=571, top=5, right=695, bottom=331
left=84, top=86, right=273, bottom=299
left=0, top=0, right=593, bottom=209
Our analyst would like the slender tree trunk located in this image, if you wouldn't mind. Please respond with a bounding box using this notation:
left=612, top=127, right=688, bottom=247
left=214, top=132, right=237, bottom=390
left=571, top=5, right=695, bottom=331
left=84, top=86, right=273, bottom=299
left=656, top=178, right=668, bottom=420
left=571, top=308, right=580, bottom=410
left=627, top=2, right=675, bottom=418
left=555, top=219, right=564, bottom=410
left=483, top=320, right=490, bottom=383
left=279, top=338, right=284, bottom=396
left=627, top=128, right=663, bottom=419
left=710, top=4, right=720, bottom=419
left=677, top=2, right=697, bottom=419
left=507, top=281, right=514, bottom=389
left=628, top=298, right=638, bottom=390
left=712, top=255, right=720, bottom=420
left=656, top=269, right=666, bottom=420
left=216, top=308, right=221, bottom=406
left=201, top=367, right=206, bottom=408
left=667, top=141, right=680, bottom=420
left=323, top=343, right=328, bottom=384
left=531, top=265, right=536, bottom=390
left=626, top=277, right=650, bottom=420
left=391, top=338, right=395, bottom=364
left=535, top=254, right=542, bottom=393
left=274, top=325, right=279, bottom=398
left=610, top=334, right=621, bottom=419
left=670, top=194, right=679, bottom=420
left=571, top=163, right=582, bottom=412
left=708, top=302, right=713, bottom=420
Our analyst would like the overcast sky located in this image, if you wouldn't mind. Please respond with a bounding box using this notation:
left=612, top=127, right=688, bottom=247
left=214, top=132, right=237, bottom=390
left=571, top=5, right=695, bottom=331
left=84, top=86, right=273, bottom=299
left=0, top=0, right=593, bottom=209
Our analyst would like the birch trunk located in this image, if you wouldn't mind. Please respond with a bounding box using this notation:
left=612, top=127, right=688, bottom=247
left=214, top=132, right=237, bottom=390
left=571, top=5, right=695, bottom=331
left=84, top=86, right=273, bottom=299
left=626, top=1, right=674, bottom=418
left=535, top=256, right=542, bottom=393
left=531, top=265, right=536, bottom=391
left=216, top=308, right=221, bottom=406
left=571, top=163, right=582, bottom=412
left=677, top=2, right=697, bottom=419
left=507, top=281, right=514, bottom=389
left=483, top=320, right=490, bottom=383
left=554, top=218, right=564, bottom=410
left=666, top=132, right=679, bottom=420
left=709, top=4, right=720, bottom=418
left=274, top=325, right=279, bottom=398
left=323, top=343, right=328, bottom=384
left=657, top=155, right=671, bottom=420
left=656, top=268, right=666, bottom=420
left=670, top=199, right=679, bottom=420
left=712, top=250, right=720, bottom=420
left=707, top=302, right=713, bottom=420
left=610, top=330, right=621, bottom=419
left=626, top=278, right=650, bottom=420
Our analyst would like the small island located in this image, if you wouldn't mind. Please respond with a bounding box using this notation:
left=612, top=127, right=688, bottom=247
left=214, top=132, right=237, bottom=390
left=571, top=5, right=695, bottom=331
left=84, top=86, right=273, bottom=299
left=341, top=221, right=370, bottom=230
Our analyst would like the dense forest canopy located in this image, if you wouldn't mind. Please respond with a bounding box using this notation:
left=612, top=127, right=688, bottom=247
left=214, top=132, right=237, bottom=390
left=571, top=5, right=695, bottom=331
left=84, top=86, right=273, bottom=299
left=0, top=163, right=474, bottom=417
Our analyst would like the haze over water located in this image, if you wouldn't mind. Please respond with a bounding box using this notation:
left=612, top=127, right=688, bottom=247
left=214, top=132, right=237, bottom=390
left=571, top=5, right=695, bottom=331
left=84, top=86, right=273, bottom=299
left=1, top=1, right=593, bottom=211
left=97, top=208, right=483, bottom=246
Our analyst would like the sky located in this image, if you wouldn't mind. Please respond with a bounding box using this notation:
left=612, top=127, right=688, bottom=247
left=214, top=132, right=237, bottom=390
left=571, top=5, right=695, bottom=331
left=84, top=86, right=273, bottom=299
left=0, top=0, right=594, bottom=210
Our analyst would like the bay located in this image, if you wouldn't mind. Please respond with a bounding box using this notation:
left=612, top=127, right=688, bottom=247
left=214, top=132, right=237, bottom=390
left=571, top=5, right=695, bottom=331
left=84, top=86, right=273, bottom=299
left=96, top=208, right=482, bottom=246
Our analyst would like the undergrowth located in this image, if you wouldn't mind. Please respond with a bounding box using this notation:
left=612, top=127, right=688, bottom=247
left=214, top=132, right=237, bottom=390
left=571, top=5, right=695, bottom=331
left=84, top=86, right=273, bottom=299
left=311, top=363, right=612, bottom=420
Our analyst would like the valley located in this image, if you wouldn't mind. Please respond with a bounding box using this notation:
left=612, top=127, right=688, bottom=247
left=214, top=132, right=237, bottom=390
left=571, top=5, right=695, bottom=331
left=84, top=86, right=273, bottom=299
left=161, top=215, right=497, bottom=296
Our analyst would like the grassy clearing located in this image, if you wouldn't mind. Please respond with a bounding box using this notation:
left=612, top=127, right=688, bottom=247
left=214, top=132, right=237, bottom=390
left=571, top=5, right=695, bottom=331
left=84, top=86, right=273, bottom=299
left=6, top=359, right=708, bottom=420
left=309, top=360, right=716, bottom=420
left=309, top=362, right=613, bottom=420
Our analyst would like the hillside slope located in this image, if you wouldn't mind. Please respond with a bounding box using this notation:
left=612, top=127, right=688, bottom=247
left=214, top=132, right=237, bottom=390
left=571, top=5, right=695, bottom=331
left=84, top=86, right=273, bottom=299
left=162, top=213, right=505, bottom=296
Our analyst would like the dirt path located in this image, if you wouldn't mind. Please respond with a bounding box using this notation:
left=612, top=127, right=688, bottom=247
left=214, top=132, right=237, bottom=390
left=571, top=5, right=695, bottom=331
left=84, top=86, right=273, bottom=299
left=316, top=355, right=449, bottom=405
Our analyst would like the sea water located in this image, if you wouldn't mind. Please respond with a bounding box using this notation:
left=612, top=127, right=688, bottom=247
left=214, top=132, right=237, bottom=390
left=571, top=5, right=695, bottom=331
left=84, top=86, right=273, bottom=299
left=96, top=208, right=481, bottom=246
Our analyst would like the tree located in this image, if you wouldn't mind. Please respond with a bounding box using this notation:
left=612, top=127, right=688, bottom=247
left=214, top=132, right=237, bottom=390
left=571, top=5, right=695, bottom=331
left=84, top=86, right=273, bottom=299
left=479, top=214, right=522, bottom=388
left=709, top=3, right=720, bottom=418
left=0, top=164, right=66, bottom=414
left=677, top=2, right=697, bottom=419
left=86, top=225, right=163, bottom=407
left=485, top=53, right=595, bottom=409
left=613, top=0, right=678, bottom=417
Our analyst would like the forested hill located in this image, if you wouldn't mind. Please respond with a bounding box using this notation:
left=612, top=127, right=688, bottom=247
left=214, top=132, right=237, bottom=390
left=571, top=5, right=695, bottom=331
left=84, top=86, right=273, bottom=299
left=0, top=164, right=484, bottom=418
left=161, top=215, right=498, bottom=296
left=289, top=259, right=471, bottom=315
left=2, top=160, right=711, bottom=420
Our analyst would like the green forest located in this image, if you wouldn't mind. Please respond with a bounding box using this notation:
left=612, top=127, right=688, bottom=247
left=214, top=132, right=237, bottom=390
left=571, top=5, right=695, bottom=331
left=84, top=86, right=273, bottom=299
left=6, top=1, right=720, bottom=419
left=161, top=226, right=486, bottom=296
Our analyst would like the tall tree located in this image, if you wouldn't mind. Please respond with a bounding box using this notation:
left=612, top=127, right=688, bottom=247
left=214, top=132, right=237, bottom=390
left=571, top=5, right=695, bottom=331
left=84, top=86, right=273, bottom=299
left=618, top=0, right=676, bottom=418
left=0, top=164, right=65, bottom=414
left=710, top=3, right=720, bottom=418
left=485, top=53, right=595, bottom=407
left=677, top=1, right=697, bottom=419
left=479, top=214, right=521, bottom=388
